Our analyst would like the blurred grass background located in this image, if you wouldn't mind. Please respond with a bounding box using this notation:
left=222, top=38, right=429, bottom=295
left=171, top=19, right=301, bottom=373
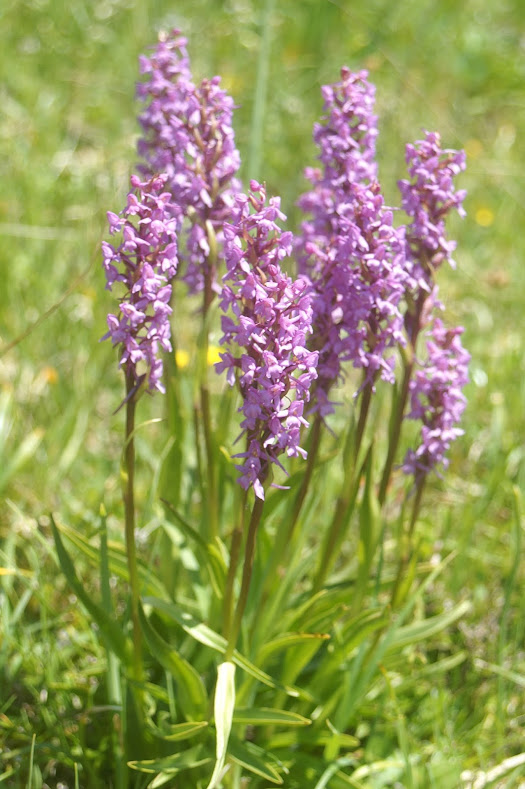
left=1, top=0, right=524, bottom=781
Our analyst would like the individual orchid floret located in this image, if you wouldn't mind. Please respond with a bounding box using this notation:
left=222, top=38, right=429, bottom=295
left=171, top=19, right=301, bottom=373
left=398, top=131, right=466, bottom=285
left=137, top=30, right=241, bottom=296
left=402, top=317, right=470, bottom=484
left=216, top=181, right=318, bottom=499
left=102, top=173, right=179, bottom=394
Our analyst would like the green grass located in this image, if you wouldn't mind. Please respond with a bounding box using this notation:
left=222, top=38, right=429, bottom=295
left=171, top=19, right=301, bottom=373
left=1, top=0, right=524, bottom=787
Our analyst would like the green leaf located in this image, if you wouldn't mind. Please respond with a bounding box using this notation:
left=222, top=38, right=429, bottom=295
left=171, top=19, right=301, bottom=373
left=340, top=608, right=389, bottom=654
left=0, top=427, right=44, bottom=493
left=267, top=729, right=359, bottom=751
left=162, top=352, right=186, bottom=506
left=313, top=608, right=389, bottom=689
left=147, top=774, right=173, bottom=789
left=99, top=508, right=121, bottom=709
left=160, top=502, right=227, bottom=590
left=332, top=553, right=459, bottom=730
left=314, top=756, right=362, bottom=789
left=148, top=720, right=208, bottom=742
left=142, top=681, right=170, bottom=705
left=229, top=737, right=284, bottom=784
left=270, top=635, right=332, bottom=699
left=232, top=707, right=311, bottom=726
left=138, top=603, right=207, bottom=718
left=128, top=745, right=210, bottom=774
left=386, top=600, right=472, bottom=651
left=50, top=516, right=131, bottom=663
left=286, top=586, right=353, bottom=633
left=206, top=661, right=236, bottom=789
left=58, top=522, right=167, bottom=599
left=257, top=632, right=330, bottom=665
left=474, top=658, right=525, bottom=689
left=386, top=651, right=468, bottom=693
left=144, top=596, right=307, bottom=699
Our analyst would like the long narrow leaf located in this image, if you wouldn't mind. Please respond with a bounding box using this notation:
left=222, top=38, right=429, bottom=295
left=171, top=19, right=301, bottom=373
left=50, top=516, right=131, bottom=663
left=160, top=501, right=227, bottom=598
left=58, top=522, right=167, bottom=599
left=228, top=737, right=284, bottom=785
left=356, top=445, right=380, bottom=601
left=148, top=720, right=208, bottom=742
left=138, top=603, right=207, bottom=718
left=385, top=600, right=471, bottom=652
left=232, top=708, right=310, bottom=726
left=267, top=729, right=359, bottom=751
left=128, top=745, right=210, bottom=774
left=257, top=632, right=330, bottom=666
left=0, top=428, right=44, bottom=493
left=206, top=661, right=236, bottom=789
left=144, top=596, right=306, bottom=698
left=332, top=552, right=459, bottom=729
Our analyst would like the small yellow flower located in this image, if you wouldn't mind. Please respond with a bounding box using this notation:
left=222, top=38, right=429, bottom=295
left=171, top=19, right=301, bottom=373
left=175, top=349, right=190, bottom=369
left=207, top=345, right=222, bottom=365
left=475, top=207, right=494, bottom=227
left=43, top=366, right=59, bottom=384
left=175, top=346, right=222, bottom=369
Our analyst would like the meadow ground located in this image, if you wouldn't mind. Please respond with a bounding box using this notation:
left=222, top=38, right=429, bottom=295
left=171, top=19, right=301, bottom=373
left=1, top=1, right=524, bottom=787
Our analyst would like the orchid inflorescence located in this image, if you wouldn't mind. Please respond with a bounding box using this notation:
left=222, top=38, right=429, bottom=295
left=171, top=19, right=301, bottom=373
left=102, top=29, right=469, bottom=497
left=102, top=173, right=179, bottom=394
left=136, top=29, right=241, bottom=298
left=216, top=181, right=318, bottom=499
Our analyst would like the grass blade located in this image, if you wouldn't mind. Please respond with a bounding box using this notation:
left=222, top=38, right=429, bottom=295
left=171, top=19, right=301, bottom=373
left=139, top=603, right=207, bottom=718
left=50, top=516, right=131, bottom=663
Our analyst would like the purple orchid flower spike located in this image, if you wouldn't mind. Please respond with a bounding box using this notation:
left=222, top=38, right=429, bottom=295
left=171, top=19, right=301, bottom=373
left=398, top=131, right=467, bottom=342
left=403, top=317, right=470, bottom=484
left=296, top=68, right=407, bottom=413
left=216, top=181, right=318, bottom=499
left=137, top=29, right=241, bottom=299
left=102, top=173, right=179, bottom=394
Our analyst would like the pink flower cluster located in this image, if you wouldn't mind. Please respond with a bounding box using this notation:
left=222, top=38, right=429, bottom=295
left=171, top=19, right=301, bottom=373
left=102, top=29, right=470, bottom=492
left=398, top=131, right=467, bottom=294
left=137, top=30, right=240, bottom=295
left=102, top=174, right=178, bottom=393
left=216, top=182, right=318, bottom=499
left=403, top=319, right=470, bottom=482
left=296, top=69, right=407, bottom=412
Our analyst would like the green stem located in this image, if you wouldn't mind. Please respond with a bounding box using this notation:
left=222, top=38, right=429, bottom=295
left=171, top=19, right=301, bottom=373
left=99, top=506, right=125, bottom=789
left=99, top=505, right=121, bottom=706
left=193, top=402, right=203, bottom=489
left=312, top=386, right=373, bottom=592
left=287, top=413, right=322, bottom=544
left=200, top=379, right=218, bottom=540
left=496, top=487, right=522, bottom=739
left=378, top=354, right=414, bottom=507
left=378, top=282, right=433, bottom=508
left=123, top=372, right=144, bottom=688
left=249, top=416, right=323, bottom=644
left=355, top=380, right=373, bottom=459
left=222, top=491, right=247, bottom=640
left=313, top=489, right=351, bottom=593
left=199, top=260, right=218, bottom=540
left=390, top=478, right=425, bottom=607
left=224, top=495, right=265, bottom=661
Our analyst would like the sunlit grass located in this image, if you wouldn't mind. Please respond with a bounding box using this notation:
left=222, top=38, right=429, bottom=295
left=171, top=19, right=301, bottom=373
left=1, top=0, right=524, bottom=786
